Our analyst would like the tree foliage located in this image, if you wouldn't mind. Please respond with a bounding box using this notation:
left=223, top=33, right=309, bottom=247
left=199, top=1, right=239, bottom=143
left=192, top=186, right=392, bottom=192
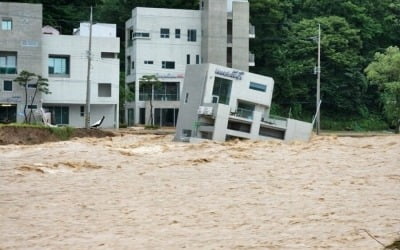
left=365, top=46, right=400, bottom=133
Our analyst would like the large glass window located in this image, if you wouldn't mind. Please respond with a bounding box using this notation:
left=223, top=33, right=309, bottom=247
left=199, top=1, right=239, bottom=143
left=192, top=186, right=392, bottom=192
left=1, top=19, right=12, bottom=30
left=43, top=106, right=69, bottom=125
left=187, top=29, right=197, bottom=42
left=160, top=28, right=170, bottom=38
left=212, top=77, right=232, bottom=105
left=48, top=55, right=70, bottom=76
left=154, top=82, right=180, bottom=101
left=3, top=80, right=12, bottom=91
left=0, top=52, right=17, bottom=74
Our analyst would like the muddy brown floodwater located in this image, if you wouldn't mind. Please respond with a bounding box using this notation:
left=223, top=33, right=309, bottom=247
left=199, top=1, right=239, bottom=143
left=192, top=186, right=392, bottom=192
left=0, top=131, right=399, bottom=249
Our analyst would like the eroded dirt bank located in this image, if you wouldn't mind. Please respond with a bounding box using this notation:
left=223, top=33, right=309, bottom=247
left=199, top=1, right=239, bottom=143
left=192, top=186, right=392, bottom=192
left=0, top=132, right=399, bottom=249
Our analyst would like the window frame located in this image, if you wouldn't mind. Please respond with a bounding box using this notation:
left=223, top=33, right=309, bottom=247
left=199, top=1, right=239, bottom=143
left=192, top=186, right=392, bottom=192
left=187, top=29, right=197, bottom=42
left=0, top=51, right=17, bottom=74
left=48, top=55, right=70, bottom=77
left=161, top=61, right=175, bottom=69
left=3, top=80, right=12, bottom=91
left=160, top=28, right=170, bottom=38
left=175, top=29, right=180, bottom=38
left=1, top=18, right=12, bottom=30
left=98, top=83, right=112, bottom=97
left=249, top=82, right=267, bottom=92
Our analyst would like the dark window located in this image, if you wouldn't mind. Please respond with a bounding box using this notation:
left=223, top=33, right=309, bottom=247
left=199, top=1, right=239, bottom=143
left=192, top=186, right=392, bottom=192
left=43, top=106, right=69, bottom=125
left=1, top=19, right=12, bottom=30
left=127, top=56, right=131, bottom=75
left=175, top=29, right=180, bottom=38
left=186, top=54, right=190, bottom=64
left=131, top=61, right=135, bottom=69
left=3, top=80, right=12, bottom=91
left=249, top=82, right=267, bottom=92
left=80, top=106, right=84, bottom=117
left=185, top=93, right=189, bottom=103
left=133, top=32, right=150, bottom=39
left=160, top=28, right=170, bottom=38
left=27, top=105, right=37, bottom=109
left=48, top=55, right=70, bottom=76
left=98, top=83, right=111, bottom=97
left=196, top=55, right=200, bottom=64
left=212, top=77, right=232, bottom=105
left=101, top=52, right=117, bottom=59
left=144, top=60, right=153, bottom=64
left=0, top=51, right=17, bottom=74
left=162, top=61, right=175, bottom=69
left=187, top=29, right=197, bottom=42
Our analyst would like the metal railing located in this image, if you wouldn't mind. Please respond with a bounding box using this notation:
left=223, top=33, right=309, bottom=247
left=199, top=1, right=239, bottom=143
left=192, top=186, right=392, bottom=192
left=249, top=53, right=255, bottom=64
left=249, top=24, right=255, bottom=37
left=153, top=94, right=179, bottom=101
left=262, top=115, right=288, bottom=128
left=232, top=108, right=253, bottom=120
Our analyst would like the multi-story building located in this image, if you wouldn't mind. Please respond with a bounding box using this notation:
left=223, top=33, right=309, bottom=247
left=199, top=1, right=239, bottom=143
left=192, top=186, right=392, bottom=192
left=125, top=0, right=255, bottom=126
left=174, top=64, right=313, bottom=142
left=0, top=2, right=120, bottom=128
left=42, top=23, right=120, bottom=128
left=0, top=2, right=43, bottom=123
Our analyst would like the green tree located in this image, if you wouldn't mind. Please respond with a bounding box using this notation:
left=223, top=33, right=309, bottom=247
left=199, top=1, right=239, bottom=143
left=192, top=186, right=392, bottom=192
left=14, top=71, right=50, bottom=123
left=139, top=75, right=161, bottom=126
left=365, top=46, right=400, bottom=133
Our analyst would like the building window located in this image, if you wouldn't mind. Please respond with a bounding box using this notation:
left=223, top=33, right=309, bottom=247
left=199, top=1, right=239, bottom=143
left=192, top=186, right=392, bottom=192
left=127, top=56, right=131, bottom=75
left=43, top=106, right=69, bottom=125
left=162, top=61, right=175, bottom=69
left=27, top=105, right=37, bottom=109
left=249, top=82, right=267, bottom=92
left=101, top=52, right=117, bottom=59
left=186, top=54, right=190, bottom=64
left=160, top=28, right=170, bottom=38
left=212, top=77, right=232, bottom=105
left=133, top=32, right=150, bottom=39
left=98, top=83, right=112, bottom=97
left=144, top=60, right=153, bottom=64
left=80, top=106, right=84, bottom=117
left=1, top=18, right=12, bottom=30
left=131, top=61, right=135, bottom=69
left=187, top=29, right=197, bottom=42
left=3, top=80, right=12, bottom=91
left=0, top=51, right=17, bottom=74
left=175, top=29, right=180, bottom=38
left=154, top=82, right=180, bottom=101
left=196, top=55, right=200, bottom=64
left=185, top=93, right=189, bottom=103
left=48, top=55, right=70, bottom=76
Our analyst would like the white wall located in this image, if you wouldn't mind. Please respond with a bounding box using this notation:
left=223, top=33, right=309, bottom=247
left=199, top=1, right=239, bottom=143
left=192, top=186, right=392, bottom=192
left=41, top=34, right=120, bottom=105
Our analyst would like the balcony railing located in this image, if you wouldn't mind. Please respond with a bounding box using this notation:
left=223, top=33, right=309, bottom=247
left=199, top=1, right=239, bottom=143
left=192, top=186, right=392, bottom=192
left=231, top=107, right=253, bottom=120
left=249, top=24, right=255, bottom=38
left=262, top=115, right=288, bottom=128
left=249, top=52, right=255, bottom=66
left=0, top=67, right=17, bottom=74
left=139, top=93, right=179, bottom=101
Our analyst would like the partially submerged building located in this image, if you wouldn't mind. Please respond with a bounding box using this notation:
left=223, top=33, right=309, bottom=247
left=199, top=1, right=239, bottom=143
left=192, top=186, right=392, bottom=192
left=124, top=0, right=256, bottom=126
left=174, top=64, right=313, bottom=142
left=0, top=2, right=120, bottom=128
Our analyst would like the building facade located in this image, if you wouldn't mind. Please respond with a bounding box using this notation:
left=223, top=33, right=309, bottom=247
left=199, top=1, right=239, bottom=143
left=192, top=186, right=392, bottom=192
left=174, top=64, right=313, bottom=142
left=0, top=2, right=120, bottom=128
left=125, top=0, right=255, bottom=126
left=42, top=23, right=120, bottom=128
left=0, top=2, right=43, bottom=123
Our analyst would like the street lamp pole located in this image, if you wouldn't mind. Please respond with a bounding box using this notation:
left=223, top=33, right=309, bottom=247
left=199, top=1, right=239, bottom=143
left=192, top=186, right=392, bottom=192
left=316, top=23, right=321, bottom=135
left=85, top=6, right=93, bottom=129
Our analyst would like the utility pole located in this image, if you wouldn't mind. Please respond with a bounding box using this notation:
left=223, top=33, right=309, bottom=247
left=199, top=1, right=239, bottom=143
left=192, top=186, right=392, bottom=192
left=85, top=6, right=93, bottom=129
left=316, top=23, right=321, bottom=135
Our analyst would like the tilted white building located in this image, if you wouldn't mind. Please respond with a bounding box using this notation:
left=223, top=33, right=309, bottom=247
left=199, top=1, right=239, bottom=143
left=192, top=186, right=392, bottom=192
left=42, top=23, right=120, bottom=128
left=175, top=64, right=313, bottom=142
left=125, top=0, right=255, bottom=126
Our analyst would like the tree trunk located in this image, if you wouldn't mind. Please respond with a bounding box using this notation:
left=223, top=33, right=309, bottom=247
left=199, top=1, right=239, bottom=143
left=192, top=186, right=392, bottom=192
left=23, top=83, right=28, bottom=123
left=28, top=87, right=38, bottom=123
left=396, top=119, right=400, bottom=134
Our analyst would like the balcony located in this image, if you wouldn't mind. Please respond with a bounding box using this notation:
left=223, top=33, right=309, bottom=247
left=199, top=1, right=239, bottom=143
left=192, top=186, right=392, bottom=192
left=262, top=115, right=288, bottom=129
left=249, top=52, right=255, bottom=66
left=231, top=107, right=253, bottom=120
left=249, top=24, right=255, bottom=38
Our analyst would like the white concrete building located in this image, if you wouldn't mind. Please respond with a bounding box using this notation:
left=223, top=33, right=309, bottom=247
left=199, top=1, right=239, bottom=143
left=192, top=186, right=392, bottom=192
left=175, top=64, right=313, bottom=142
left=125, top=0, right=255, bottom=126
left=42, top=23, right=120, bottom=128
